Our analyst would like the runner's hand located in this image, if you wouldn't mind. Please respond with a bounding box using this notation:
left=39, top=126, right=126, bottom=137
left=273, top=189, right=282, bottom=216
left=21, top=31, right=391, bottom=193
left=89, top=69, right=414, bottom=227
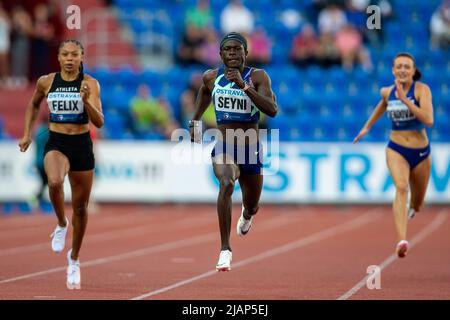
left=19, top=136, right=32, bottom=152
left=353, top=128, right=369, bottom=144
left=81, top=80, right=91, bottom=102
left=225, top=68, right=245, bottom=89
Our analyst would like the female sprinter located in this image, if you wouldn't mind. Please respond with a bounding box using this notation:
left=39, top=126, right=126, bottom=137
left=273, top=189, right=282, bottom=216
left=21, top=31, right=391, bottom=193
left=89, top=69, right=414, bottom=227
left=190, top=32, right=277, bottom=271
left=19, top=39, right=103, bottom=288
left=353, top=52, right=433, bottom=258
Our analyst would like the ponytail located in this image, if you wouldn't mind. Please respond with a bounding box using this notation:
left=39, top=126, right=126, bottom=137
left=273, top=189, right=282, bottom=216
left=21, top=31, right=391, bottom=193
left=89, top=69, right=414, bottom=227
left=413, top=68, right=421, bottom=81
left=79, top=61, right=84, bottom=73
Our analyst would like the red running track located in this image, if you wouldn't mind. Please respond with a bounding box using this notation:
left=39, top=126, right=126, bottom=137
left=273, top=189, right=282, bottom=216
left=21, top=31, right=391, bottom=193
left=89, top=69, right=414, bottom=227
left=0, top=204, right=449, bottom=300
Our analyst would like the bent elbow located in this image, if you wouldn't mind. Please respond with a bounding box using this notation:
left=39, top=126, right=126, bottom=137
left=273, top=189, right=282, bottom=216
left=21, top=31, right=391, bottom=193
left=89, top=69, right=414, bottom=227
left=269, top=105, right=278, bottom=118
left=94, top=119, right=104, bottom=129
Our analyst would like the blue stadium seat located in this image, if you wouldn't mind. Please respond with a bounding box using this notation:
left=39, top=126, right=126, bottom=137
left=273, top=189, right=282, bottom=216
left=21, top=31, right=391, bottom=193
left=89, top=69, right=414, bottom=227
left=109, top=87, right=133, bottom=111
left=91, top=66, right=113, bottom=87
left=104, top=112, right=127, bottom=139
left=104, top=0, right=449, bottom=143
left=114, top=66, right=140, bottom=88
left=327, top=67, right=347, bottom=84
left=277, top=90, right=299, bottom=115
left=268, top=115, right=292, bottom=141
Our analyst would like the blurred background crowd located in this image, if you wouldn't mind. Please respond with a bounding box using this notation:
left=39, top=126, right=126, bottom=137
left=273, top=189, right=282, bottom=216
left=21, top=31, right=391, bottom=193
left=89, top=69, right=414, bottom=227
left=0, top=0, right=448, bottom=142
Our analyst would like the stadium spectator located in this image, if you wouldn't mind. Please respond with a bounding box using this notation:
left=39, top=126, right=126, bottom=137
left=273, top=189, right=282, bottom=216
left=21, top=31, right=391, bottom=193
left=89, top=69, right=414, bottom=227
left=0, top=3, right=10, bottom=88
left=129, top=84, right=177, bottom=139
left=317, top=31, right=341, bottom=68
left=290, top=24, right=321, bottom=68
left=279, top=8, right=304, bottom=31
left=220, top=0, right=255, bottom=35
left=31, top=3, right=55, bottom=80
left=180, top=72, right=216, bottom=130
left=180, top=87, right=197, bottom=129
left=10, top=5, right=33, bottom=88
left=430, top=0, right=450, bottom=50
left=198, top=28, right=221, bottom=68
left=334, top=23, right=373, bottom=71
left=185, top=0, right=213, bottom=30
left=246, top=27, right=272, bottom=67
left=177, top=24, right=205, bottom=66
left=318, top=4, right=347, bottom=35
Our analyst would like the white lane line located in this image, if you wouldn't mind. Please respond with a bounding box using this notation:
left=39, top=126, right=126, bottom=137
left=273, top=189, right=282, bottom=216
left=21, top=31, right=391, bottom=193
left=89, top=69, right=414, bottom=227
left=0, top=233, right=217, bottom=285
left=0, top=208, right=160, bottom=238
left=337, top=210, right=448, bottom=300
left=0, top=214, right=214, bottom=257
left=130, top=208, right=381, bottom=300
left=0, top=212, right=301, bottom=285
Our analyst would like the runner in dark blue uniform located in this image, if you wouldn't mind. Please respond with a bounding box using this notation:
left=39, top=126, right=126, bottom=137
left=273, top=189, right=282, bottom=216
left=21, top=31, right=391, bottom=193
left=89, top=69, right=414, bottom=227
left=354, top=52, right=434, bottom=258
left=190, top=32, right=277, bottom=271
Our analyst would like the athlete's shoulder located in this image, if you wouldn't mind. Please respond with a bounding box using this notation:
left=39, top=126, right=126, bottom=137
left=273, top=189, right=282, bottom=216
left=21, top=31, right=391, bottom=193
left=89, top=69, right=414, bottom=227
left=202, top=69, right=219, bottom=89
left=249, top=67, right=266, bottom=75
left=415, top=81, right=431, bottom=93
left=83, top=73, right=101, bottom=89
left=203, top=68, right=218, bottom=81
left=248, top=68, right=271, bottom=85
left=36, top=73, right=56, bottom=92
left=37, top=72, right=56, bottom=85
left=83, top=73, right=99, bottom=84
left=380, top=85, right=394, bottom=100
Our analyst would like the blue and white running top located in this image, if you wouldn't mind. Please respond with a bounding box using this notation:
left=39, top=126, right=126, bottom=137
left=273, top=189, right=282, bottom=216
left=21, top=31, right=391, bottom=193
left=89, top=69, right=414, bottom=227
left=47, top=72, right=88, bottom=124
left=386, top=81, right=424, bottom=131
left=212, top=66, right=260, bottom=124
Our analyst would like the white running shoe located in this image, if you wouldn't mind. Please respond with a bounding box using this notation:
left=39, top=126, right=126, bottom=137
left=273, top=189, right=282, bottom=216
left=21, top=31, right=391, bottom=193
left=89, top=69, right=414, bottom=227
left=408, top=208, right=416, bottom=220
left=216, top=250, right=232, bottom=272
left=66, top=249, right=81, bottom=290
left=237, top=206, right=253, bottom=236
left=50, top=217, right=68, bottom=253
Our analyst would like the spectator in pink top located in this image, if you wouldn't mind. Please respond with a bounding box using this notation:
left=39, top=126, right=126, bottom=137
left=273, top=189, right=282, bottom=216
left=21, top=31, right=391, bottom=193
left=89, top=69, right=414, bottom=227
left=334, top=23, right=373, bottom=71
left=290, top=24, right=320, bottom=68
left=247, top=27, right=272, bottom=67
left=199, top=28, right=221, bottom=68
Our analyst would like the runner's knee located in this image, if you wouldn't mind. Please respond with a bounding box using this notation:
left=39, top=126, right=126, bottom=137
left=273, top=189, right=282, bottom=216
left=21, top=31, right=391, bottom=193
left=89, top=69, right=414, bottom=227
left=47, top=176, right=64, bottom=190
left=395, top=181, right=409, bottom=194
left=73, top=202, right=88, bottom=216
left=219, top=177, right=235, bottom=196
